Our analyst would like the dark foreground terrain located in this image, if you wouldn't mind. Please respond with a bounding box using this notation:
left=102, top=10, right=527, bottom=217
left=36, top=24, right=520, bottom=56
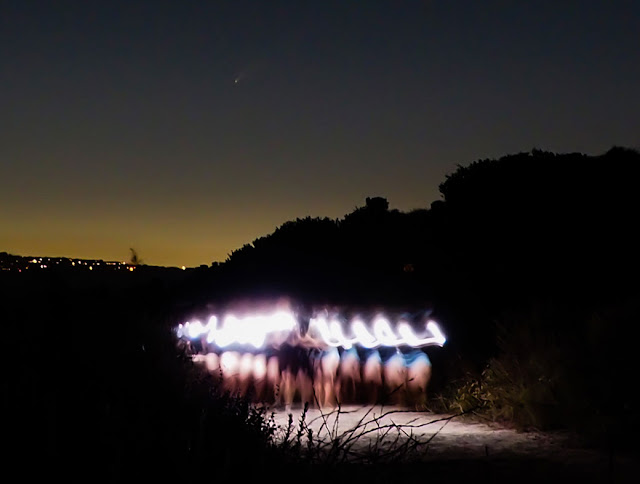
left=270, top=404, right=636, bottom=483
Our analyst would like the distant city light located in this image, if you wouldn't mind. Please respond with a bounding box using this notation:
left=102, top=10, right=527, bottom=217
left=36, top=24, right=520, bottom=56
left=0, top=254, right=154, bottom=273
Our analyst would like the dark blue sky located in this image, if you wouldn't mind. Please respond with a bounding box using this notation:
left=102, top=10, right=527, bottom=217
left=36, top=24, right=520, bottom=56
left=1, top=1, right=638, bottom=266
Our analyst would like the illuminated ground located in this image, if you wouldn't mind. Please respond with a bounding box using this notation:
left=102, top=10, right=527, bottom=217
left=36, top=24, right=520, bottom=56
left=269, top=404, right=634, bottom=482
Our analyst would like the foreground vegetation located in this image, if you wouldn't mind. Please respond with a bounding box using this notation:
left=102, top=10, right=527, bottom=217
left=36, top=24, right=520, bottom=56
left=4, top=270, right=633, bottom=482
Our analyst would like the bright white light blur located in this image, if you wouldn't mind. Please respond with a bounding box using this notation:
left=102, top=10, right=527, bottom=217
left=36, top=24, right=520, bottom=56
left=239, top=353, right=254, bottom=377
left=329, top=318, right=355, bottom=349
left=425, top=320, right=447, bottom=346
left=215, top=315, right=238, bottom=347
left=252, top=354, right=267, bottom=379
left=182, top=310, right=297, bottom=349
left=186, top=308, right=446, bottom=407
left=303, top=313, right=446, bottom=349
left=351, top=319, right=377, bottom=348
left=397, top=322, right=420, bottom=346
left=397, top=320, right=446, bottom=347
left=220, top=351, right=240, bottom=374
left=186, top=320, right=205, bottom=339
left=179, top=308, right=446, bottom=350
left=308, top=314, right=446, bottom=349
left=307, top=314, right=338, bottom=346
left=372, top=316, right=397, bottom=346
left=205, top=316, right=218, bottom=343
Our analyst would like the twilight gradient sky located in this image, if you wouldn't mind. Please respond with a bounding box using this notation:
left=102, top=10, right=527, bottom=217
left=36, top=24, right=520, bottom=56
left=1, top=1, right=639, bottom=267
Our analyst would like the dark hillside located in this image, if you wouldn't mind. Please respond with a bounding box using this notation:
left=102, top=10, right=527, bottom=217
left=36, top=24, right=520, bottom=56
left=175, top=148, right=639, bottom=440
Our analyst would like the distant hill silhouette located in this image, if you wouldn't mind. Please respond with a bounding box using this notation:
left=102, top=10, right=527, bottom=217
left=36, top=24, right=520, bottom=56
left=186, top=147, right=638, bottom=297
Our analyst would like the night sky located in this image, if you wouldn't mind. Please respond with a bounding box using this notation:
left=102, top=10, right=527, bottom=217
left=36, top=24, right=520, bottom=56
left=2, top=1, right=638, bottom=267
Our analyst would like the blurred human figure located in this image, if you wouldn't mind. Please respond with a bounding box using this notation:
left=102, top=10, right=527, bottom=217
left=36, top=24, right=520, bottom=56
left=404, top=349, right=432, bottom=410
left=281, top=369, right=296, bottom=411
left=192, top=353, right=221, bottom=384
left=319, top=347, right=340, bottom=408
left=202, top=352, right=223, bottom=387
left=278, top=344, right=305, bottom=411
left=339, top=347, right=361, bottom=404
left=199, top=334, right=210, bottom=354
left=296, top=367, right=314, bottom=408
left=281, top=325, right=322, bottom=408
left=383, top=351, right=407, bottom=406
left=204, top=352, right=220, bottom=374
left=191, top=353, right=206, bottom=371
left=252, top=353, right=268, bottom=402
left=266, top=355, right=280, bottom=405
left=362, top=349, right=383, bottom=403
left=220, top=351, right=241, bottom=394
left=298, top=347, right=322, bottom=408
left=238, top=352, right=254, bottom=398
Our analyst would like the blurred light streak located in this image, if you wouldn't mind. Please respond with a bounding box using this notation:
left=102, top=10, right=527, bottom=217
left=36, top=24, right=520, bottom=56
left=177, top=307, right=445, bottom=350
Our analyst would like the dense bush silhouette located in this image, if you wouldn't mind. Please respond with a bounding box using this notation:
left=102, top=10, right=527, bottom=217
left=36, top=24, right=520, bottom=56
left=428, top=147, right=639, bottom=441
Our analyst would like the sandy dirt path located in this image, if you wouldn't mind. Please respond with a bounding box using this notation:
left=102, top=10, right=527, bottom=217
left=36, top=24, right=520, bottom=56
left=268, top=404, right=635, bottom=482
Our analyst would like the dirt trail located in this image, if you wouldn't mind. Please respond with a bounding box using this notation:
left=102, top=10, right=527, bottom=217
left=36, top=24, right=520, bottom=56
left=269, top=404, right=635, bottom=482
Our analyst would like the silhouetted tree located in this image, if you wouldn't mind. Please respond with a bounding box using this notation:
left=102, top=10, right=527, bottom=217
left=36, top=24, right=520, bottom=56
left=129, top=247, right=143, bottom=265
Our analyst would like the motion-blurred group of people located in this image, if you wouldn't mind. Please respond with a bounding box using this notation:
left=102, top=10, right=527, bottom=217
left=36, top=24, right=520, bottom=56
left=191, top=343, right=433, bottom=410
